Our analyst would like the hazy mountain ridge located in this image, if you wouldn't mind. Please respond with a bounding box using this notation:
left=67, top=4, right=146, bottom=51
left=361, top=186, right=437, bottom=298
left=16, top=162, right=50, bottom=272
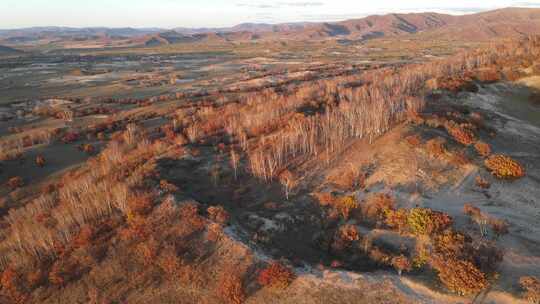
left=1, top=7, right=540, bottom=47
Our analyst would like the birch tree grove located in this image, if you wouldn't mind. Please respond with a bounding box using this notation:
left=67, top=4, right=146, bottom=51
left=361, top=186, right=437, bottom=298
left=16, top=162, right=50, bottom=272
left=181, top=37, right=540, bottom=182
left=240, top=37, right=540, bottom=181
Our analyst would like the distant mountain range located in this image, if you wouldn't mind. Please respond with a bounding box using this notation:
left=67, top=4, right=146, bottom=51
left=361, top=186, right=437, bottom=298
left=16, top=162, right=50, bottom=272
left=1, top=7, right=540, bottom=48
left=0, top=27, right=163, bottom=39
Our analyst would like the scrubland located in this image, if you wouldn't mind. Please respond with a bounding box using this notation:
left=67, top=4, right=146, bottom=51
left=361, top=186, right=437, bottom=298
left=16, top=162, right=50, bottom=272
left=0, top=35, right=539, bottom=303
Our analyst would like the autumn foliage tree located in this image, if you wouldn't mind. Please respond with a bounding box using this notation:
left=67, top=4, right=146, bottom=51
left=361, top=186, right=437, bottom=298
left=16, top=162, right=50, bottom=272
left=278, top=169, right=296, bottom=200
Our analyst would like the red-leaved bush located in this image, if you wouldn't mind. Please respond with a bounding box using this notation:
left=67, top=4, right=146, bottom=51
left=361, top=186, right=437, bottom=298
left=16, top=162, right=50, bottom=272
left=257, top=262, right=295, bottom=290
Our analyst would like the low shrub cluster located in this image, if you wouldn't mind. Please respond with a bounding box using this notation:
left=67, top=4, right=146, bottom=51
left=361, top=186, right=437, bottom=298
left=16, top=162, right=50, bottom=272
left=376, top=199, right=501, bottom=296
left=484, top=154, right=525, bottom=179
left=362, top=193, right=395, bottom=226
left=35, top=155, right=46, bottom=167
left=520, top=276, right=540, bottom=303
left=207, top=206, right=230, bottom=225
left=432, top=258, right=488, bottom=296
left=430, top=230, right=500, bottom=296
left=425, top=137, right=447, bottom=158
left=257, top=262, right=295, bottom=290
left=407, top=208, right=453, bottom=236
left=474, top=141, right=492, bottom=157
left=391, top=255, right=412, bottom=276
left=217, top=272, right=245, bottom=304
left=475, top=175, right=491, bottom=189
left=445, top=122, right=476, bottom=146
left=336, top=196, right=359, bottom=220
left=6, top=176, right=24, bottom=190
left=332, top=224, right=360, bottom=252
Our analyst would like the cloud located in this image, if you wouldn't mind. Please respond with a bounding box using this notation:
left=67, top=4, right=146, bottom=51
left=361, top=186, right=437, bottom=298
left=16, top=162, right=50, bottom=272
left=279, top=2, right=324, bottom=7
left=512, top=1, right=540, bottom=7
left=442, top=7, right=489, bottom=13
left=237, top=1, right=324, bottom=9
left=237, top=3, right=278, bottom=9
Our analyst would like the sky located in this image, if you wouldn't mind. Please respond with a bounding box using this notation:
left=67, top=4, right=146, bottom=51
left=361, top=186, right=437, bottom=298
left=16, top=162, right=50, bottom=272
left=1, top=0, right=540, bottom=29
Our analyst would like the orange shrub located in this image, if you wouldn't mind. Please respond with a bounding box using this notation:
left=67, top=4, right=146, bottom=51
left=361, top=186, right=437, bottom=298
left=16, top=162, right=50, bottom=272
left=136, top=238, right=160, bottom=266
left=334, top=224, right=360, bottom=249
left=384, top=209, right=408, bottom=233
left=159, top=179, right=179, bottom=193
left=329, top=165, right=365, bottom=190
left=61, top=131, right=79, bottom=143
left=128, top=194, right=154, bottom=216
left=392, top=255, right=412, bottom=276
left=81, top=144, right=96, bottom=154
left=446, top=123, right=475, bottom=146
left=48, top=258, right=80, bottom=286
left=475, top=176, right=491, bottom=189
left=484, top=154, right=525, bottom=179
left=7, top=176, right=24, bottom=189
left=313, top=192, right=336, bottom=206
left=257, top=262, right=295, bottom=290
left=463, top=203, right=482, bottom=218
left=474, top=141, right=491, bottom=157
left=474, top=69, right=501, bottom=83
left=207, top=206, right=230, bottom=225
left=520, top=276, right=540, bottom=303
left=433, top=258, right=488, bottom=295
left=72, top=226, right=95, bottom=248
left=489, top=218, right=509, bottom=237
left=336, top=196, right=359, bottom=220
left=35, top=155, right=46, bottom=167
left=425, top=138, right=447, bottom=157
left=157, top=246, right=182, bottom=279
left=407, top=208, right=453, bottom=235
left=405, top=134, right=421, bottom=146
left=369, top=247, right=392, bottom=266
left=25, top=269, right=46, bottom=290
left=217, top=272, right=245, bottom=304
left=362, top=193, right=395, bottom=225
left=449, top=150, right=470, bottom=166
left=1, top=267, right=27, bottom=303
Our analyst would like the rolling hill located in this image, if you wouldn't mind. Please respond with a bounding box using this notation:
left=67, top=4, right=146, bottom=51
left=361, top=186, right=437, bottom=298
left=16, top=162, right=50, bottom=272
left=2, top=7, right=540, bottom=48
left=423, top=7, right=540, bottom=40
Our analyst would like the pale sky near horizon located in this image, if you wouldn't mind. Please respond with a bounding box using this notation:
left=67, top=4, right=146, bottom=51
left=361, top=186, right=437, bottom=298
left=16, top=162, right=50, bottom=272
left=1, top=0, right=540, bottom=29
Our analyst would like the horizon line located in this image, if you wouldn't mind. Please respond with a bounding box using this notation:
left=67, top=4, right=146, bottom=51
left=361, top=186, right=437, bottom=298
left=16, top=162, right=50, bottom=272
left=1, top=6, right=534, bottom=31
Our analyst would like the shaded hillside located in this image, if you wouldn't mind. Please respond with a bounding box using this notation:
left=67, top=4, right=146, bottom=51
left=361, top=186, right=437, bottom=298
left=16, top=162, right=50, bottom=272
left=290, top=12, right=456, bottom=39
left=423, top=7, right=540, bottom=40
left=265, top=8, right=540, bottom=41
left=3, top=8, right=540, bottom=48
left=0, top=45, right=22, bottom=55
left=149, top=8, right=540, bottom=45
left=0, top=27, right=163, bottom=39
